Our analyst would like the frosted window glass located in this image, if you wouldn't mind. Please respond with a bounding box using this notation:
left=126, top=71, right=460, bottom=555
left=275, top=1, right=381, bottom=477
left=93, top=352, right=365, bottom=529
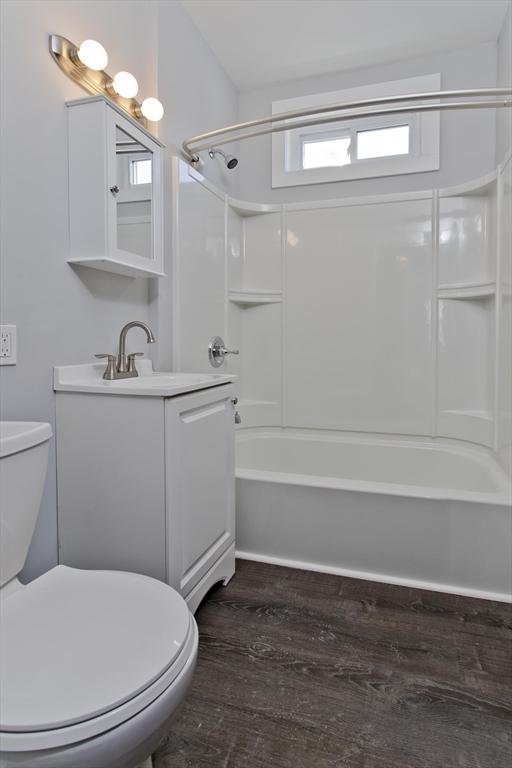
left=302, top=137, right=351, bottom=169
left=131, top=159, right=152, bottom=185
left=357, top=125, right=409, bottom=159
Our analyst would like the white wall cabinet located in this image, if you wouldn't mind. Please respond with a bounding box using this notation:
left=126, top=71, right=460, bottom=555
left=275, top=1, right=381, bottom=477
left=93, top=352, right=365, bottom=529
left=66, top=96, right=165, bottom=278
left=56, top=384, right=235, bottom=612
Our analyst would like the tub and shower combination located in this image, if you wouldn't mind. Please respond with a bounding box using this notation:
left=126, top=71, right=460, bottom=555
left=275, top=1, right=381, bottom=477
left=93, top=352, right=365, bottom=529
left=173, top=151, right=512, bottom=605
left=236, top=430, right=512, bottom=602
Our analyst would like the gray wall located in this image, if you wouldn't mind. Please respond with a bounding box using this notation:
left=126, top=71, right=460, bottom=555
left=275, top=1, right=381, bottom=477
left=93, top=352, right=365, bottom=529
left=496, top=2, right=512, bottom=164
left=0, top=0, right=238, bottom=581
left=238, top=42, right=498, bottom=203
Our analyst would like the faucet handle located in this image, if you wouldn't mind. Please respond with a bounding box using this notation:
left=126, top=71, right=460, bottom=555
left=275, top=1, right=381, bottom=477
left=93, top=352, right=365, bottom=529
left=95, top=354, right=116, bottom=380
left=127, top=352, right=144, bottom=375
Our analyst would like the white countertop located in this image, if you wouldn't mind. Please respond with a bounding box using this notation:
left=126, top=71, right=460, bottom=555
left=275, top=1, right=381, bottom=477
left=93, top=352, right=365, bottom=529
left=54, top=361, right=235, bottom=397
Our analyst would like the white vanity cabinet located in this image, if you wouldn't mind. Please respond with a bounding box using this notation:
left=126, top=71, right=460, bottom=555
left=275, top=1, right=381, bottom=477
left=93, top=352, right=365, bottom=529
left=56, top=382, right=235, bottom=612
left=66, top=96, right=165, bottom=278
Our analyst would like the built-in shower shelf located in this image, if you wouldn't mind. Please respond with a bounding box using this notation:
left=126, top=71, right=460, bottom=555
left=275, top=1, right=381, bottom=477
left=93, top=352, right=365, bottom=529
left=227, top=197, right=281, bottom=217
left=229, top=290, right=282, bottom=306
left=437, top=282, right=495, bottom=300
left=439, top=170, right=497, bottom=198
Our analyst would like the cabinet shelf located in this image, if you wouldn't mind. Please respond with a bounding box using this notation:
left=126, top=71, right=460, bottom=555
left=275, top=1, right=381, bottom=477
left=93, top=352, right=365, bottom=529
left=68, top=256, right=166, bottom=279
left=437, top=281, right=495, bottom=300
left=229, top=290, right=282, bottom=306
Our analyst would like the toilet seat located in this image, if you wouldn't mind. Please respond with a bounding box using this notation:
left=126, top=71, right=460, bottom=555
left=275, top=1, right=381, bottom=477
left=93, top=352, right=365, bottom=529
left=0, top=565, right=196, bottom=752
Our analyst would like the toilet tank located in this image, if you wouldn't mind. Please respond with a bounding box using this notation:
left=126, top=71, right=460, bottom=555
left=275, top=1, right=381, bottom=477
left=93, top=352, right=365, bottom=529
left=0, top=423, right=52, bottom=587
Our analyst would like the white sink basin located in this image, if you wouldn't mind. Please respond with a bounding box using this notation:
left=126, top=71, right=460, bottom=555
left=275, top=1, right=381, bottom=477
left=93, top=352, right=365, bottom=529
left=54, top=361, right=234, bottom=397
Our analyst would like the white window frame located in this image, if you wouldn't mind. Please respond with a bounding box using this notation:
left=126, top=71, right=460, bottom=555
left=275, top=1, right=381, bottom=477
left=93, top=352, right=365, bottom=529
left=297, top=128, right=352, bottom=169
left=272, top=73, right=440, bottom=188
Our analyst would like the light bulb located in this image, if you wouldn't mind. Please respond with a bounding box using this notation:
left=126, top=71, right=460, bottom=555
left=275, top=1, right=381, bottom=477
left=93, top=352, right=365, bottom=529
left=112, top=71, right=139, bottom=99
left=77, top=39, right=108, bottom=71
left=141, top=97, right=164, bottom=122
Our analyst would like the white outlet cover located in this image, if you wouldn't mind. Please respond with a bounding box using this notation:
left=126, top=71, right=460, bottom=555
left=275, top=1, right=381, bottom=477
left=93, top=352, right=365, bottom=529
left=0, top=325, right=17, bottom=365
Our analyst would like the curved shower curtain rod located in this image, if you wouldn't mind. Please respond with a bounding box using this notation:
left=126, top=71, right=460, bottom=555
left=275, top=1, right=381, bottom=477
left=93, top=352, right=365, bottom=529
left=182, top=87, right=512, bottom=164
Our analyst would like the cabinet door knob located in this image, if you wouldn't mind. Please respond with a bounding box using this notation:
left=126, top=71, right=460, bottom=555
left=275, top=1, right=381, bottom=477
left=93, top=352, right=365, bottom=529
left=110, top=185, right=120, bottom=196
left=231, top=397, right=238, bottom=406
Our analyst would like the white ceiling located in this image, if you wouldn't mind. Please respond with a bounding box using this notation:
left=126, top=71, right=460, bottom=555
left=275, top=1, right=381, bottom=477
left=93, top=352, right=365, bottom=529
left=180, top=0, right=509, bottom=89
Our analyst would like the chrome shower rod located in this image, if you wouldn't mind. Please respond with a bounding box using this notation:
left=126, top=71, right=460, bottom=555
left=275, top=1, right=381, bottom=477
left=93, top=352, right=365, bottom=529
left=182, top=88, right=512, bottom=163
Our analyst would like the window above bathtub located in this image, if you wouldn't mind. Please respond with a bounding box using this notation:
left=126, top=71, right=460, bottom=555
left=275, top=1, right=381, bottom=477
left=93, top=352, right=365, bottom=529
left=271, top=73, right=441, bottom=188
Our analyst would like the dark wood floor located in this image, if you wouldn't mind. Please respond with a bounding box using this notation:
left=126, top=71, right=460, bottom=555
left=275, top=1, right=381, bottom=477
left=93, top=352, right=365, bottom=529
left=153, top=559, right=512, bottom=768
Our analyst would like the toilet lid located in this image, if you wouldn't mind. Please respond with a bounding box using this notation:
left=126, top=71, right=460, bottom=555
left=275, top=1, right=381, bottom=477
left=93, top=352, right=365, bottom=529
left=0, top=565, right=191, bottom=732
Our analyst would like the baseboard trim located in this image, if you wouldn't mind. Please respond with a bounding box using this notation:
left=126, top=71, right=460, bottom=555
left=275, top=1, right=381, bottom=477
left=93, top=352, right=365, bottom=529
left=235, top=549, right=512, bottom=603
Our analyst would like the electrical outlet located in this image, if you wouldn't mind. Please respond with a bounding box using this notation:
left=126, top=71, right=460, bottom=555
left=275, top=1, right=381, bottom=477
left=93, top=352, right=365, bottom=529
left=0, top=325, right=16, bottom=365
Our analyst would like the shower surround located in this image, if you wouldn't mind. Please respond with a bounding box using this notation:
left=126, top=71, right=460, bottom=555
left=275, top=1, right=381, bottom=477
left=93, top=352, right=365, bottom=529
left=171, top=152, right=512, bottom=601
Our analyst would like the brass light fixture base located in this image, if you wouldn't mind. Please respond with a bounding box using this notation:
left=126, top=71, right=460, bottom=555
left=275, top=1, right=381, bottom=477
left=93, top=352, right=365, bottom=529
left=49, top=34, right=147, bottom=127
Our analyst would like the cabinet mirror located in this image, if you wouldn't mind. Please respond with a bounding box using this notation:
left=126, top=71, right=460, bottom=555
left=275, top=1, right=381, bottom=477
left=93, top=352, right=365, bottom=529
left=114, top=125, right=153, bottom=260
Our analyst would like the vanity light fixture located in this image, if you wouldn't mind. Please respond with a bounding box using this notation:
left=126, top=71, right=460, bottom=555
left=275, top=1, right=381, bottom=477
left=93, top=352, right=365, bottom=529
left=49, top=34, right=164, bottom=127
left=111, top=71, right=139, bottom=99
left=75, top=39, right=108, bottom=71
left=140, top=97, right=164, bottom=122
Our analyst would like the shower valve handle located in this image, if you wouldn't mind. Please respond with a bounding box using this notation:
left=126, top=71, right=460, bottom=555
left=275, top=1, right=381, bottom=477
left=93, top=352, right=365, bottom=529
left=208, top=336, right=239, bottom=368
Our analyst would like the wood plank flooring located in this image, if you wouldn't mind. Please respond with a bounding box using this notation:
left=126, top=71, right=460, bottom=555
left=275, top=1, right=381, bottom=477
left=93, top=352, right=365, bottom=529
left=153, top=560, right=512, bottom=768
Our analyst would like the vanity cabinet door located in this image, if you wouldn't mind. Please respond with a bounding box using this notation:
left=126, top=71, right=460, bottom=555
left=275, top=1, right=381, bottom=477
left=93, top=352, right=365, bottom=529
left=165, top=384, right=235, bottom=598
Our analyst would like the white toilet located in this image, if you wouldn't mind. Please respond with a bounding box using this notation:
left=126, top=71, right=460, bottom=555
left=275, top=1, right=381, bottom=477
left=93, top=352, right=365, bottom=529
left=0, top=422, right=198, bottom=768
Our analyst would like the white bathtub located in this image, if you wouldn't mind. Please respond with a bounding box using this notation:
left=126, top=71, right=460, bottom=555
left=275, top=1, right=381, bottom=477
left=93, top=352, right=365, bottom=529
left=235, top=429, right=512, bottom=602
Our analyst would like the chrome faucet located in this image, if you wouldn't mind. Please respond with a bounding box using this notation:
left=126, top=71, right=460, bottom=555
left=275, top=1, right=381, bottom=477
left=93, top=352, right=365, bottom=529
left=95, top=321, right=156, bottom=380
